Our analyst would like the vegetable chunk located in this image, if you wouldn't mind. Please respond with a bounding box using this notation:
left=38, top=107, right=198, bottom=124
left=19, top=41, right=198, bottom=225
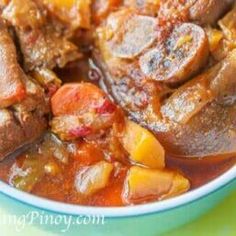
left=123, top=166, right=190, bottom=204
left=51, top=83, right=109, bottom=116
left=121, top=120, right=165, bottom=169
left=51, top=83, right=119, bottom=140
left=75, top=161, right=113, bottom=196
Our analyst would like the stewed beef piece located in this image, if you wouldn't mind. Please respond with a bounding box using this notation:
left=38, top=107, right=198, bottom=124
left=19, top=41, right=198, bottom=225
left=0, top=0, right=83, bottom=160
left=124, top=0, right=234, bottom=25
left=0, top=21, right=26, bottom=108
left=95, top=3, right=236, bottom=158
left=189, top=0, right=234, bottom=25
left=1, top=0, right=81, bottom=71
left=0, top=22, right=49, bottom=160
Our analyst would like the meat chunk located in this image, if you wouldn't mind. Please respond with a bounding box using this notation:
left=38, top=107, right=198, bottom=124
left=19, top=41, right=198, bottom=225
left=97, top=11, right=209, bottom=85
left=0, top=109, right=46, bottom=161
left=0, top=0, right=82, bottom=160
left=189, top=0, right=234, bottom=25
left=109, top=14, right=157, bottom=59
left=157, top=50, right=236, bottom=157
left=0, top=78, right=49, bottom=161
left=0, top=110, right=26, bottom=160
left=156, top=0, right=234, bottom=26
left=96, top=7, right=236, bottom=159
left=139, top=23, right=209, bottom=84
left=218, top=5, right=236, bottom=47
left=97, top=18, right=236, bottom=159
left=165, top=51, right=236, bottom=157
left=124, top=0, right=160, bottom=16
left=0, top=14, right=49, bottom=160
left=92, top=0, right=122, bottom=24
left=0, top=22, right=26, bottom=108
left=2, top=0, right=81, bottom=71
left=41, top=0, right=92, bottom=30
left=16, top=28, right=80, bottom=71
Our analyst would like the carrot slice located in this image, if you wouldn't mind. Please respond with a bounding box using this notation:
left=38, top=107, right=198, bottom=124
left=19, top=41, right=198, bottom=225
left=51, top=83, right=109, bottom=116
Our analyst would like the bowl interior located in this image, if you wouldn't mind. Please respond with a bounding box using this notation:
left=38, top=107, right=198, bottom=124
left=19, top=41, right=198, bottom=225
left=0, top=164, right=235, bottom=217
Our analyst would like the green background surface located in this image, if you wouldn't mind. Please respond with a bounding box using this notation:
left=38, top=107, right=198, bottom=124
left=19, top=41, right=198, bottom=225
left=0, top=190, right=235, bottom=236
left=165, top=190, right=236, bottom=236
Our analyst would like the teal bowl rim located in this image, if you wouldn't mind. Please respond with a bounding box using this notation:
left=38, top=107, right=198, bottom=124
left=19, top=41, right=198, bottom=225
left=0, top=165, right=235, bottom=218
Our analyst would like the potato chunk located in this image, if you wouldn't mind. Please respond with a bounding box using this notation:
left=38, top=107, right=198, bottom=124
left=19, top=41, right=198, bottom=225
left=121, top=120, right=165, bottom=169
left=123, top=166, right=190, bottom=204
left=75, top=161, right=113, bottom=196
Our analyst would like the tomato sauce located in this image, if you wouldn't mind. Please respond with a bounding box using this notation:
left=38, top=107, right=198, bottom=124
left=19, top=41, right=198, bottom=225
left=0, top=151, right=234, bottom=206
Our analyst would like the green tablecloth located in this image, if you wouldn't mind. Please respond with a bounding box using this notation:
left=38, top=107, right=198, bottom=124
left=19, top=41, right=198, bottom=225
left=0, top=191, right=235, bottom=236
left=166, top=190, right=236, bottom=236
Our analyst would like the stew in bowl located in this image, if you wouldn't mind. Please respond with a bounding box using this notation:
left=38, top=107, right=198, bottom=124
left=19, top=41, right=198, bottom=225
left=0, top=0, right=235, bottom=207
